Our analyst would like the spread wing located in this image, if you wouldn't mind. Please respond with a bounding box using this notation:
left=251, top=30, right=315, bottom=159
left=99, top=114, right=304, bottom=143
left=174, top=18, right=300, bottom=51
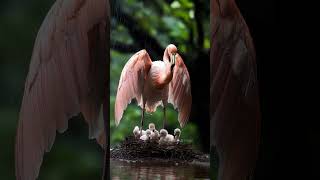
left=168, top=54, right=192, bottom=127
left=15, top=0, right=109, bottom=179
left=114, top=49, right=152, bottom=125
left=211, top=0, right=260, bottom=179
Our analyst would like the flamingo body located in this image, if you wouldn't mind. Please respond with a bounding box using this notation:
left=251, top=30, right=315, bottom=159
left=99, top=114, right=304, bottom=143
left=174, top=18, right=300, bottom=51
left=159, top=129, right=174, bottom=145
left=143, top=61, right=170, bottom=112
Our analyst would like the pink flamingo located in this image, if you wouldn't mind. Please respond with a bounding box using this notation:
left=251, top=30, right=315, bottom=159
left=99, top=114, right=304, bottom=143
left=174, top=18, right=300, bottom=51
left=114, top=44, right=192, bottom=132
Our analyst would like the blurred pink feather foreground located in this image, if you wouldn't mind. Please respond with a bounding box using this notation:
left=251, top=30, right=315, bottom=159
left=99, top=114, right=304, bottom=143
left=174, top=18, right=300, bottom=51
left=15, top=0, right=109, bottom=179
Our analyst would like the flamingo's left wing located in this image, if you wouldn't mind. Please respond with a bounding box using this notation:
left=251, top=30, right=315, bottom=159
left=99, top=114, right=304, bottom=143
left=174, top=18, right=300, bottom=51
left=168, top=54, right=192, bottom=127
left=114, top=50, right=152, bottom=125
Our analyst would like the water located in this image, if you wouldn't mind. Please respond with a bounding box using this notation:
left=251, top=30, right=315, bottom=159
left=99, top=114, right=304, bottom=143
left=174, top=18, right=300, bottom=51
left=111, top=159, right=210, bottom=180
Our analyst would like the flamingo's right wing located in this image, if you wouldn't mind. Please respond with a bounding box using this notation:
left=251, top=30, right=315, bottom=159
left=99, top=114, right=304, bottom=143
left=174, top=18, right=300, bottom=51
left=114, top=50, right=152, bottom=125
left=168, top=54, right=192, bottom=128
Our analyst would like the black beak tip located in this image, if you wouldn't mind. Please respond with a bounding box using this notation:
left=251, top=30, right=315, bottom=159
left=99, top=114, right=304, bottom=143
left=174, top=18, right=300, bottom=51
left=171, top=64, right=175, bottom=71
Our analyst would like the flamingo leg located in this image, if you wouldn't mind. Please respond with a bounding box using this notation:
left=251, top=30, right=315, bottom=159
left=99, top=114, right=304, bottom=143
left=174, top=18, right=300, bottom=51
left=163, top=106, right=167, bottom=129
left=140, top=102, right=145, bottom=134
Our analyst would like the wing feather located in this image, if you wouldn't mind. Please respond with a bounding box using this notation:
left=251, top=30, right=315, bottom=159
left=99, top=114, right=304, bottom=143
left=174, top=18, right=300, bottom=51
left=168, top=54, right=192, bottom=127
left=15, top=0, right=109, bottom=179
left=114, top=50, right=152, bottom=125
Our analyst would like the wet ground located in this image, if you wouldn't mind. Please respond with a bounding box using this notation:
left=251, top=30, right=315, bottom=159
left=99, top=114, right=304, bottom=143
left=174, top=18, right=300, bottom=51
left=110, top=159, right=210, bottom=179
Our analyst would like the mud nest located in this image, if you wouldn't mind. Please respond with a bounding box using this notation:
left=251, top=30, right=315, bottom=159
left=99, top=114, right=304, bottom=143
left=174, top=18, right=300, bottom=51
left=110, top=136, right=208, bottom=163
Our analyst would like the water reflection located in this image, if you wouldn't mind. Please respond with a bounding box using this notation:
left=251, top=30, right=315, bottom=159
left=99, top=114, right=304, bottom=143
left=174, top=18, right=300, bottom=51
left=111, top=159, right=209, bottom=180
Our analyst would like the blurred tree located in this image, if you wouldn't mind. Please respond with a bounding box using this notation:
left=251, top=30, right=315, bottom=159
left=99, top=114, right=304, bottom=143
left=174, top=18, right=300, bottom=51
left=109, top=0, right=210, bottom=152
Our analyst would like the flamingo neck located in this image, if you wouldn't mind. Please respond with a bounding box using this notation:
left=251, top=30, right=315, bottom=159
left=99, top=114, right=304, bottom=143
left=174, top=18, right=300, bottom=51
left=163, top=48, right=170, bottom=63
left=175, top=134, right=180, bottom=140
left=155, top=63, right=173, bottom=88
left=164, top=63, right=174, bottom=82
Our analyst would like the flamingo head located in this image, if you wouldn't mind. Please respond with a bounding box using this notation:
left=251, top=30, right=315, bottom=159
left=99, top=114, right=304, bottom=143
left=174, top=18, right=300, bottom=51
left=148, top=123, right=155, bottom=132
left=167, top=44, right=178, bottom=71
left=174, top=128, right=181, bottom=138
left=146, top=129, right=152, bottom=139
left=160, top=129, right=168, bottom=137
left=133, top=126, right=140, bottom=137
left=154, top=130, right=159, bottom=137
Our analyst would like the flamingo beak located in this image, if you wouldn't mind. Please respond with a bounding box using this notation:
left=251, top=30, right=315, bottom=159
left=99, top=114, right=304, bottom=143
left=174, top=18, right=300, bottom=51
left=170, top=53, right=176, bottom=65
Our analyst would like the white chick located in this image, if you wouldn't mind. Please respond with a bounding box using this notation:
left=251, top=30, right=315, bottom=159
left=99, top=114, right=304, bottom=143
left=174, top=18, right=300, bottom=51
left=140, top=129, right=151, bottom=141
left=150, top=129, right=160, bottom=142
left=148, top=123, right=156, bottom=132
left=174, top=128, right=181, bottom=143
left=141, top=129, right=146, bottom=136
left=149, top=123, right=159, bottom=141
left=133, top=126, right=141, bottom=139
left=133, top=126, right=147, bottom=138
left=159, top=129, right=174, bottom=145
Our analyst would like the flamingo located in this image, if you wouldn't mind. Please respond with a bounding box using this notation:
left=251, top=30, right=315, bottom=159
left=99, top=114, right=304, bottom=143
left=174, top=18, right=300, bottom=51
left=133, top=126, right=141, bottom=138
left=148, top=123, right=156, bottom=132
left=148, top=123, right=160, bottom=141
left=133, top=125, right=147, bottom=139
left=15, top=0, right=110, bottom=179
left=150, top=129, right=160, bottom=142
left=159, top=129, right=174, bottom=145
left=140, top=129, right=152, bottom=141
left=114, top=44, right=192, bottom=134
left=174, top=128, right=181, bottom=143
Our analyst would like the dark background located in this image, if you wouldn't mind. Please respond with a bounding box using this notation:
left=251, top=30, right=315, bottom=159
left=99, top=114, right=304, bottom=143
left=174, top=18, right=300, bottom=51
left=235, top=1, right=314, bottom=179
left=235, top=0, right=281, bottom=179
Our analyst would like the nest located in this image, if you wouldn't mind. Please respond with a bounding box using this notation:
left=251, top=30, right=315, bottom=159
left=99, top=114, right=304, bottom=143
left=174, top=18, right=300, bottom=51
left=110, top=136, right=208, bottom=163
